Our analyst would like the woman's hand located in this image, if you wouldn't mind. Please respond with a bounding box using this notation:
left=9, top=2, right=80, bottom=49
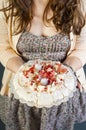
left=64, top=56, right=83, bottom=91
left=6, top=57, right=25, bottom=73
left=63, top=56, right=82, bottom=72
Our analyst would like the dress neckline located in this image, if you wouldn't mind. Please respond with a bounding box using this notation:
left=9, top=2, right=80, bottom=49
left=24, top=29, right=66, bottom=39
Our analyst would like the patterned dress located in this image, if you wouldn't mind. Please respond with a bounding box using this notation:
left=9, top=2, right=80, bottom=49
left=6, top=30, right=86, bottom=130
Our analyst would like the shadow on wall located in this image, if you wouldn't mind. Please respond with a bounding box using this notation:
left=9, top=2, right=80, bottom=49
left=0, top=119, right=5, bottom=130
left=0, top=63, right=86, bottom=130
left=0, top=64, right=5, bottom=130
left=0, top=63, right=4, bottom=89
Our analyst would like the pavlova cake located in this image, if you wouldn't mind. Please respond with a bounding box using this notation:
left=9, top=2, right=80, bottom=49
left=9, top=60, right=77, bottom=108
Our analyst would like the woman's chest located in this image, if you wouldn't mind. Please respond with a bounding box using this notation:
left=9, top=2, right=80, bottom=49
left=16, top=30, right=71, bottom=62
left=26, top=16, right=59, bottom=37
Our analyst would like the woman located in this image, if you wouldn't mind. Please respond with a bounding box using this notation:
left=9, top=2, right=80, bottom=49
left=0, top=0, right=86, bottom=130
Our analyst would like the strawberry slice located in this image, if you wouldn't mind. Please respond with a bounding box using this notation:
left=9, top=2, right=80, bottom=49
left=29, top=65, right=35, bottom=73
left=23, top=70, right=29, bottom=78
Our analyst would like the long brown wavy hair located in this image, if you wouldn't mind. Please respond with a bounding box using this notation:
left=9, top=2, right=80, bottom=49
left=1, top=0, right=85, bottom=35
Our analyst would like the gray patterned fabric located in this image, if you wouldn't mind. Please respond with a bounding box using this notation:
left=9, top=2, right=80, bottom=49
left=5, top=31, right=86, bottom=130
left=6, top=89, right=86, bottom=130
left=0, top=95, right=6, bottom=124
left=16, top=30, right=70, bottom=62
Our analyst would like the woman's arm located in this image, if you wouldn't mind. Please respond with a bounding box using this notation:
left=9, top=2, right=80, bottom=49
left=64, top=23, right=86, bottom=123
left=64, top=24, right=86, bottom=71
left=6, top=57, right=24, bottom=73
left=64, top=56, right=82, bottom=72
left=0, top=9, right=24, bottom=73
